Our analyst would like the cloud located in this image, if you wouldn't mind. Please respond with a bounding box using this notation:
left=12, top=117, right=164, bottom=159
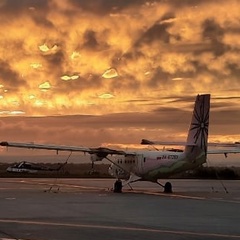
left=0, top=0, right=239, bottom=150
left=0, top=59, right=27, bottom=91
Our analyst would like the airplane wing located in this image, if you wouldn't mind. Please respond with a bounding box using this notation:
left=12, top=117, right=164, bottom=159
left=1, top=140, right=240, bottom=160
left=141, top=139, right=240, bottom=147
left=0, top=141, right=136, bottom=157
left=0, top=141, right=137, bottom=178
left=141, top=139, right=240, bottom=156
left=207, top=149, right=240, bottom=155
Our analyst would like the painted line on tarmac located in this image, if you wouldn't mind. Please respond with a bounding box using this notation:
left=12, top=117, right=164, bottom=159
left=125, top=190, right=206, bottom=200
left=125, top=190, right=240, bottom=203
left=2, top=179, right=106, bottom=192
left=0, top=219, right=239, bottom=239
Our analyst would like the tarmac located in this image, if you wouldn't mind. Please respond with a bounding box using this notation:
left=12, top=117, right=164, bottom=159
left=0, top=178, right=240, bottom=240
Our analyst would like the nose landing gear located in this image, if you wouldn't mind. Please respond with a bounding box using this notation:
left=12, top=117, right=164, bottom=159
left=113, top=179, right=122, bottom=193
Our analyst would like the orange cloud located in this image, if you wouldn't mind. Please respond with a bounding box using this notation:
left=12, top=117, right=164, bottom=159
left=0, top=0, right=239, bottom=150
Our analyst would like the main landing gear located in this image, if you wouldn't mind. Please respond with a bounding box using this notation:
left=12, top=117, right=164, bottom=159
left=113, top=179, right=123, bottom=193
left=164, top=182, right=172, bottom=193
left=112, top=179, right=172, bottom=194
left=157, top=181, right=173, bottom=193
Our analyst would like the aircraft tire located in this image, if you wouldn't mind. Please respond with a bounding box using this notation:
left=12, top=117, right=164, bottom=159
left=113, top=179, right=122, bottom=193
left=164, top=182, right=172, bottom=193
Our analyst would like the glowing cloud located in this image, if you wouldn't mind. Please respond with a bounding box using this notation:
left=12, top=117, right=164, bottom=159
left=98, top=93, right=115, bottom=99
left=30, top=63, right=42, bottom=69
left=39, top=81, right=51, bottom=91
left=61, top=75, right=79, bottom=81
left=39, top=44, right=59, bottom=54
left=102, top=68, right=118, bottom=79
left=70, top=51, right=81, bottom=60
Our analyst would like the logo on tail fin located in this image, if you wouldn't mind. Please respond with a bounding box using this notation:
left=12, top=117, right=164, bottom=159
left=187, top=94, right=210, bottom=154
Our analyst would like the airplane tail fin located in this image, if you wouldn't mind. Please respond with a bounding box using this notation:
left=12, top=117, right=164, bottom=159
left=184, top=94, right=210, bottom=159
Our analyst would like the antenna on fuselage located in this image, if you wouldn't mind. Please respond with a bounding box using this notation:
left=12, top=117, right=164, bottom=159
left=148, top=145, right=160, bottom=151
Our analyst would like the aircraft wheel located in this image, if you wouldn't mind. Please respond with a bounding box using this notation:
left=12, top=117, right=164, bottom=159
left=113, top=179, right=122, bottom=193
left=164, top=182, right=172, bottom=193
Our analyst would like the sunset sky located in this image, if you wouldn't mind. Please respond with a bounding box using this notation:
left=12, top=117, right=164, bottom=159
left=0, top=0, right=240, bottom=165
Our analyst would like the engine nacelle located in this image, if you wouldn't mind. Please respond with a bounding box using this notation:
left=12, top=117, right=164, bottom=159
left=90, top=154, right=105, bottom=162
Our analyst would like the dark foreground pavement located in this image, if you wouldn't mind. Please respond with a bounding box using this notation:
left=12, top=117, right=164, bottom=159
left=0, top=178, right=240, bottom=240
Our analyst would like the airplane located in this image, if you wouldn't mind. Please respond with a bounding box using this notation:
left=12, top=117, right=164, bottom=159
left=6, top=161, right=65, bottom=173
left=1, top=94, right=240, bottom=193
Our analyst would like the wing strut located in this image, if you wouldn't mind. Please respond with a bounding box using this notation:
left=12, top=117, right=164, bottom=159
left=45, top=151, right=72, bottom=193
left=105, top=156, right=130, bottom=175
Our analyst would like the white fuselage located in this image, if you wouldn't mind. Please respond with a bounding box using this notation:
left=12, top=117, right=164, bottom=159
left=108, top=149, right=206, bottom=182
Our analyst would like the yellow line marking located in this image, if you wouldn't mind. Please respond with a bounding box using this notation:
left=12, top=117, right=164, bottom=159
left=0, top=219, right=239, bottom=239
left=124, top=190, right=240, bottom=203
left=125, top=190, right=206, bottom=200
